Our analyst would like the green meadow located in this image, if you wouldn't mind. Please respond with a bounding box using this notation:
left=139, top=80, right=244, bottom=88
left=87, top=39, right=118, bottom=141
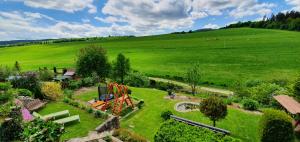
left=1, top=28, right=300, bottom=87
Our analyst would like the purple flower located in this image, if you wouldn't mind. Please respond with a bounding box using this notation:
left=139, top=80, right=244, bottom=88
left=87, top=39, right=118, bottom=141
left=21, top=108, right=33, bottom=121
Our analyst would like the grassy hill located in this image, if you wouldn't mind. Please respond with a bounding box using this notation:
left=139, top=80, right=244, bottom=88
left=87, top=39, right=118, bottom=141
left=1, top=28, right=300, bottom=87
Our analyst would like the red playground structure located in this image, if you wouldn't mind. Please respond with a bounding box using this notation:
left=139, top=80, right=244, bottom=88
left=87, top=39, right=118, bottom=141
left=91, top=83, right=134, bottom=116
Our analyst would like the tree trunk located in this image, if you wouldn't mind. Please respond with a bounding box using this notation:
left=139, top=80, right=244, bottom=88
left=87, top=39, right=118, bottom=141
left=213, top=120, right=216, bottom=127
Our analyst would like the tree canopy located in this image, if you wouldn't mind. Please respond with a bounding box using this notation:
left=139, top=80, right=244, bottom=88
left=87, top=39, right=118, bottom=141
left=76, top=45, right=111, bottom=79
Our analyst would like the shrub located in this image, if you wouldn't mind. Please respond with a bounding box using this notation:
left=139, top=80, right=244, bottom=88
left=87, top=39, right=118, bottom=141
left=154, top=120, right=240, bottom=142
left=249, top=83, right=281, bottom=106
left=113, top=128, right=147, bottom=142
left=120, top=107, right=134, bottom=117
left=41, top=82, right=63, bottom=100
left=200, top=96, right=227, bottom=127
left=294, top=76, right=300, bottom=98
left=103, top=136, right=112, bottom=142
left=63, top=97, right=70, bottom=103
left=136, top=100, right=144, bottom=109
left=0, top=65, right=12, bottom=81
left=64, top=89, right=74, bottom=99
left=22, top=119, right=64, bottom=142
left=242, top=99, right=259, bottom=111
left=17, top=89, right=32, bottom=97
left=0, top=107, right=23, bottom=141
left=76, top=45, right=111, bottom=79
left=81, top=77, right=94, bottom=87
left=259, top=109, right=294, bottom=142
left=161, top=110, right=173, bottom=120
left=94, top=110, right=102, bottom=118
left=87, top=108, right=94, bottom=113
left=0, top=82, right=12, bottom=91
left=124, top=72, right=149, bottom=87
left=271, top=78, right=288, bottom=87
left=0, top=91, right=14, bottom=104
left=11, top=72, right=43, bottom=99
left=245, top=79, right=263, bottom=87
left=68, top=80, right=81, bottom=90
left=38, top=68, right=54, bottom=81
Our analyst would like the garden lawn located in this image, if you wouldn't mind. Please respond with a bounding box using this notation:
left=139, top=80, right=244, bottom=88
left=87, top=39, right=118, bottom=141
left=38, top=102, right=104, bottom=141
left=74, top=89, right=98, bottom=102
left=121, top=87, right=261, bottom=142
left=1, top=28, right=300, bottom=87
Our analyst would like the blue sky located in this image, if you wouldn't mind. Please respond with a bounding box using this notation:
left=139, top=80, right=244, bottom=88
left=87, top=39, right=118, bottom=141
left=0, top=0, right=299, bottom=41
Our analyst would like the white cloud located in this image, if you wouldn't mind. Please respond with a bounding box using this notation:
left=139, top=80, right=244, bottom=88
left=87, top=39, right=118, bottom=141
left=100, top=0, right=276, bottom=32
left=19, top=0, right=97, bottom=13
left=203, top=24, right=220, bottom=29
left=285, top=0, right=300, bottom=11
left=0, top=11, right=149, bottom=41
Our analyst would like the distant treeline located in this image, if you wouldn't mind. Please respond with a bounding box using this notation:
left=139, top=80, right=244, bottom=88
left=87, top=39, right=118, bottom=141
left=225, top=11, right=300, bottom=31
left=0, top=35, right=135, bottom=48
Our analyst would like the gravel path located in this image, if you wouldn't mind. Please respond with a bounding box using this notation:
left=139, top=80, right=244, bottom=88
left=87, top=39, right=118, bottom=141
left=149, top=77, right=234, bottom=96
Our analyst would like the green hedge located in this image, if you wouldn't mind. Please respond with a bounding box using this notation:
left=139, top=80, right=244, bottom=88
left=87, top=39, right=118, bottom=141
left=154, top=120, right=240, bottom=142
left=259, top=109, right=294, bottom=142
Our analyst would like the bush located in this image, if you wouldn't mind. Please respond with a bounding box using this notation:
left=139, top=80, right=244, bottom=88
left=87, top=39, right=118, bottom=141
left=38, top=68, right=54, bottom=81
left=259, top=109, right=294, bottom=142
left=136, top=100, right=144, bottom=109
left=81, top=77, right=94, bottom=87
left=64, top=89, right=74, bottom=99
left=17, top=89, right=32, bottom=97
left=94, top=110, right=102, bottom=118
left=68, top=80, right=81, bottom=90
left=103, top=136, right=112, bottom=142
left=113, top=128, right=147, bottom=142
left=63, top=97, right=70, bottom=103
left=22, top=119, right=64, bottom=142
left=41, top=82, right=63, bottom=100
left=120, top=107, right=134, bottom=117
left=161, top=110, right=173, bottom=120
left=124, top=72, right=149, bottom=87
left=11, top=72, right=43, bottom=99
left=87, top=108, right=94, bottom=113
left=154, top=120, right=240, bottom=142
left=242, top=99, right=259, bottom=111
left=0, top=91, right=14, bottom=104
left=0, top=107, right=23, bottom=141
left=249, top=83, right=281, bottom=106
left=0, top=65, right=12, bottom=81
left=0, top=82, right=12, bottom=91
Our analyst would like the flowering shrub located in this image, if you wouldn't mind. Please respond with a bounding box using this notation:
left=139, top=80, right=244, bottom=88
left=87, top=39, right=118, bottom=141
left=41, top=82, right=63, bottom=100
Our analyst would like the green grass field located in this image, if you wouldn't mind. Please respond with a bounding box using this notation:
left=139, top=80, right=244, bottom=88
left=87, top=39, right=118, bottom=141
left=1, top=28, right=300, bottom=87
left=73, top=87, right=261, bottom=142
left=38, top=102, right=104, bottom=141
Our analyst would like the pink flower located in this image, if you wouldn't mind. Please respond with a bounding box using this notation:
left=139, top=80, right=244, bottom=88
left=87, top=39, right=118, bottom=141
left=21, top=108, right=33, bottom=121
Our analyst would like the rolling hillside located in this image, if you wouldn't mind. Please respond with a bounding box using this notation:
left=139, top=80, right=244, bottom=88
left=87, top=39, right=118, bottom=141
left=1, top=28, right=300, bottom=87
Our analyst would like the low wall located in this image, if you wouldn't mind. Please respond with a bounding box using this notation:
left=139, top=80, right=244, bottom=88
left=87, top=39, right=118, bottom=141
left=95, top=116, right=120, bottom=133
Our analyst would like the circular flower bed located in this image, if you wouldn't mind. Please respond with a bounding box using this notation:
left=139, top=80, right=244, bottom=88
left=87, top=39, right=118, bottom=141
left=175, top=102, right=200, bottom=112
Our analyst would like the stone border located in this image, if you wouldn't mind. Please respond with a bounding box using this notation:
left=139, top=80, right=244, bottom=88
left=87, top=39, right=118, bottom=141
left=174, top=102, right=200, bottom=112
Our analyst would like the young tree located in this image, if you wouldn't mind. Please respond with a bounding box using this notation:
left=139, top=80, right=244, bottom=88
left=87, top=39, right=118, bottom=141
left=76, top=45, right=111, bottom=79
left=185, top=64, right=201, bottom=95
left=200, top=96, right=227, bottom=127
left=14, top=61, right=21, bottom=73
left=113, top=53, right=130, bottom=83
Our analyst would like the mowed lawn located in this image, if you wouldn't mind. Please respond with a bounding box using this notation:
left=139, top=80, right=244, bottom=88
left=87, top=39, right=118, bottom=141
left=74, top=87, right=261, bottom=142
left=1, top=28, right=300, bottom=87
left=38, top=102, right=104, bottom=141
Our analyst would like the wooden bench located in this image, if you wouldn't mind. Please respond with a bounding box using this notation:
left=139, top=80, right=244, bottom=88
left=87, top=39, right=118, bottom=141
left=33, top=110, right=70, bottom=120
left=54, top=115, right=80, bottom=125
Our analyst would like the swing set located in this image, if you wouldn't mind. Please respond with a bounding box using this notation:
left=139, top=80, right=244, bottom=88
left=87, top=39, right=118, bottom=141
left=91, top=83, right=134, bottom=116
